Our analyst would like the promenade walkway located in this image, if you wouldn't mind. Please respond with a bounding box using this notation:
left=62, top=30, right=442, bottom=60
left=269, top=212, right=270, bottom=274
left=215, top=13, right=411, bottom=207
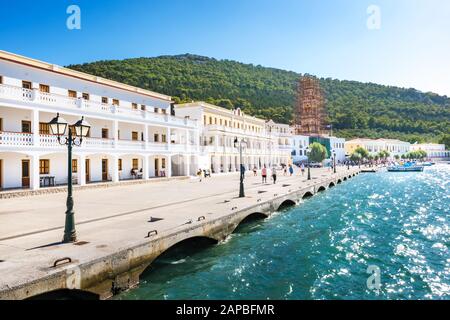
left=0, top=166, right=361, bottom=299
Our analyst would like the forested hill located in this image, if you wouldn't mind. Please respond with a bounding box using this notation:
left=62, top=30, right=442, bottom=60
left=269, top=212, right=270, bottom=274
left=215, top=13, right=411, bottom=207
left=67, top=54, right=450, bottom=144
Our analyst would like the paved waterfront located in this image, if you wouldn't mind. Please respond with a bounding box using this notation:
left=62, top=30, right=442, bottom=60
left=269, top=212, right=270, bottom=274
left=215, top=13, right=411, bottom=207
left=0, top=167, right=359, bottom=299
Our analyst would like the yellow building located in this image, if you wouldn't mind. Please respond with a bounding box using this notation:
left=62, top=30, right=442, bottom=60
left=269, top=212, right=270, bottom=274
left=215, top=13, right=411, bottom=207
left=345, top=138, right=411, bottom=158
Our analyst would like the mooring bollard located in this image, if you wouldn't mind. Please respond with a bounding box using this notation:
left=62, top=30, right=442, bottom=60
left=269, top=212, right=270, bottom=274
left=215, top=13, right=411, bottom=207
left=198, top=216, right=206, bottom=222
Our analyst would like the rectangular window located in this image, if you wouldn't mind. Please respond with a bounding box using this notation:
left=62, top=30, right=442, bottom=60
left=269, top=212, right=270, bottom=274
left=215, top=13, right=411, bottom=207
left=0, top=118, right=2, bottom=131
left=112, top=99, right=120, bottom=106
left=0, top=75, right=3, bottom=84
left=39, top=122, right=50, bottom=134
left=204, top=116, right=207, bottom=125
left=102, top=128, right=109, bottom=139
left=118, top=159, right=122, bottom=171
left=132, top=103, right=138, bottom=110
left=154, top=133, right=159, bottom=143
left=72, top=159, right=78, bottom=173
left=162, top=158, right=166, bottom=169
left=132, top=159, right=139, bottom=170
left=82, top=93, right=90, bottom=100
left=22, top=121, right=31, bottom=133
left=132, top=131, right=138, bottom=141
left=22, top=81, right=32, bottom=89
left=39, top=84, right=50, bottom=93
left=102, top=97, right=108, bottom=104
left=39, top=159, right=50, bottom=175
left=162, top=109, right=167, bottom=114
left=161, top=134, right=167, bottom=143
left=68, top=90, right=77, bottom=98
left=141, top=105, right=146, bottom=111
left=117, top=130, right=120, bottom=139
left=154, top=108, right=159, bottom=113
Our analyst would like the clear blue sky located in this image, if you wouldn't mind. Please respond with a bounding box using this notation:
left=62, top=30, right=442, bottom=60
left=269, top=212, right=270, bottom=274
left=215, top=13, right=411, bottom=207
left=1, top=0, right=449, bottom=96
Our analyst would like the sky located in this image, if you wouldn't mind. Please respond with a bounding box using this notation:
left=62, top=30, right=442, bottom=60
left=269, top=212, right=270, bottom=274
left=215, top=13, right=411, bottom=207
left=0, top=0, right=449, bottom=96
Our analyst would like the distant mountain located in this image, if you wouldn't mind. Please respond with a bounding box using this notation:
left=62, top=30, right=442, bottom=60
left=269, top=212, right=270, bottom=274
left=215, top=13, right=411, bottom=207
left=68, top=54, right=450, bottom=144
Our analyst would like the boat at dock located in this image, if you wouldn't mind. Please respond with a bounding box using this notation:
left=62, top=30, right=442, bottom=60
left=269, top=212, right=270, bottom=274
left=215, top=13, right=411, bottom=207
left=387, top=162, right=424, bottom=172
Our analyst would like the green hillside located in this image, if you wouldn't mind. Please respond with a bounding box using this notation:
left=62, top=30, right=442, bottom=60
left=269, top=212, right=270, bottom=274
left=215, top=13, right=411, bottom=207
left=67, top=54, right=450, bottom=145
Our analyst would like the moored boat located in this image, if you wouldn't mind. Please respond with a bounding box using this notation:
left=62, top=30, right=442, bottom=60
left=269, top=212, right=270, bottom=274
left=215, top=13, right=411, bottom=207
left=387, top=166, right=424, bottom=172
left=387, top=161, right=424, bottom=172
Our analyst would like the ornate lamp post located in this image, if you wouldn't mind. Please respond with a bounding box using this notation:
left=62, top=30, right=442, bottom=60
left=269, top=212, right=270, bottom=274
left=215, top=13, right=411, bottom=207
left=49, top=113, right=91, bottom=243
left=234, top=137, right=247, bottom=198
left=306, top=146, right=311, bottom=180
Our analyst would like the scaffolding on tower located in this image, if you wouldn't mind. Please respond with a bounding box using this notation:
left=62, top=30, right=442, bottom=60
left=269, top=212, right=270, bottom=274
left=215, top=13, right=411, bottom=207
left=294, top=75, right=329, bottom=136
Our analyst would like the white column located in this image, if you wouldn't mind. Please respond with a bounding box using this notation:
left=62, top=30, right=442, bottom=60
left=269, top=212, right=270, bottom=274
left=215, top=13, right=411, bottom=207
left=143, top=156, right=149, bottom=180
left=32, top=109, right=39, bottom=146
left=185, top=129, right=189, bottom=147
left=113, top=120, right=119, bottom=149
left=30, top=154, right=40, bottom=190
left=112, top=155, right=119, bottom=183
left=143, top=124, right=149, bottom=150
left=184, top=154, right=190, bottom=176
left=166, top=155, right=172, bottom=177
left=78, top=154, right=86, bottom=186
left=167, top=127, right=172, bottom=150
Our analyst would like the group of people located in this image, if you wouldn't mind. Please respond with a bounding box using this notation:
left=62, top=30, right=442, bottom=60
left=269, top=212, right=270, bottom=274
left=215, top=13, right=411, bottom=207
left=253, top=164, right=295, bottom=184
left=197, top=163, right=303, bottom=184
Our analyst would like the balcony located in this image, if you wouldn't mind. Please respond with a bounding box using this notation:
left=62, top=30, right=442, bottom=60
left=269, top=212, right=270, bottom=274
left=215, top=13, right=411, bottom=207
left=205, top=125, right=271, bottom=139
left=0, top=131, right=33, bottom=146
left=0, top=131, right=187, bottom=153
left=0, top=83, right=197, bottom=128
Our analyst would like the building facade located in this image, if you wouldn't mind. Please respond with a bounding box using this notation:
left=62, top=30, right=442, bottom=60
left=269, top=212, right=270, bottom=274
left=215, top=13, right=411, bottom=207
left=0, top=51, right=199, bottom=191
left=291, top=134, right=346, bottom=164
left=175, top=102, right=291, bottom=173
left=345, top=138, right=411, bottom=158
left=410, top=143, right=450, bottom=160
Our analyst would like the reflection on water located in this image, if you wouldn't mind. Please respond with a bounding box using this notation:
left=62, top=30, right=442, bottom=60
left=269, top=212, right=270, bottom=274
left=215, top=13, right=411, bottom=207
left=117, top=165, right=450, bottom=300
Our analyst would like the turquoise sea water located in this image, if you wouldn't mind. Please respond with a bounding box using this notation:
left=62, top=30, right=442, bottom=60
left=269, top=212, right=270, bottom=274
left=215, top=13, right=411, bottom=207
left=118, top=165, right=449, bottom=300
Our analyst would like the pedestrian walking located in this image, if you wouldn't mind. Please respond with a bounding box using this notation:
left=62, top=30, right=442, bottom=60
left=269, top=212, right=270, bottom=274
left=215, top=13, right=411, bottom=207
left=261, top=165, right=267, bottom=184
left=272, top=166, right=277, bottom=184
left=197, top=169, right=203, bottom=182
left=301, top=163, right=305, bottom=176
left=253, top=166, right=257, bottom=176
left=289, top=164, right=294, bottom=176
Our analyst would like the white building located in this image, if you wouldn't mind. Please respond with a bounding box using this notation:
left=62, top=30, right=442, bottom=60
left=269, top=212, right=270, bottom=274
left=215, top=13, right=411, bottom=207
left=290, top=135, right=346, bottom=164
left=329, top=136, right=346, bottom=163
left=291, top=135, right=309, bottom=163
left=0, top=50, right=199, bottom=191
left=410, top=143, right=450, bottom=160
left=345, top=138, right=410, bottom=158
left=175, top=102, right=291, bottom=173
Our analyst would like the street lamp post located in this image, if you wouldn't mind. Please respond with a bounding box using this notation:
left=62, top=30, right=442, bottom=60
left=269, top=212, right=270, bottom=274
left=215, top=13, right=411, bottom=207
left=332, top=150, right=337, bottom=174
left=306, top=147, right=311, bottom=180
left=234, top=137, right=247, bottom=198
left=49, top=113, right=91, bottom=243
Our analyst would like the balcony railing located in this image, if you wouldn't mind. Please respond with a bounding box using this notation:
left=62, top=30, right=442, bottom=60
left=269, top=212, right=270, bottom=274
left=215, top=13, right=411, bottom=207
left=0, top=132, right=186, bottom=152
left=0, top=131, right=34, bottom=146
left=117, top=139, right=146, bottom=150
left=0, top=83, right=197, bottom=128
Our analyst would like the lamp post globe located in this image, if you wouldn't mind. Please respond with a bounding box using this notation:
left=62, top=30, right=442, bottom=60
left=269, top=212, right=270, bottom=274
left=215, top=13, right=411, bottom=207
left=49, top=113, right=68, bottom=137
